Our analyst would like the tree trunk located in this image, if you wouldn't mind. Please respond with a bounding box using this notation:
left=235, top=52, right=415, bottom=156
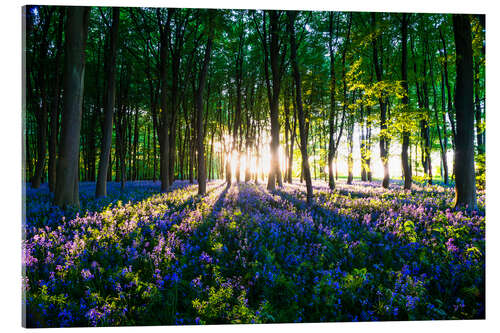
left=452, top=14, right=477, bottom=209
left=288, top=86, right=297, bottom=183
left=430, top=45, right=449, bottom=186
left=422, top=33, right=432, bottom=185
left=263, top=11, right=285, bottom=191
left=48, top=7, right=64, bottom=192
left=196, top=11, right=215, bottom=195
left=287, top=11, right=313, bottom=204
left=158, top=9, right=172, bottom=192
left=401, top=13, right=412, bottom=190
left=31, top=8, right=54, bottom=188
left=474, top=56, right=484, bottom=155
left=372, top=13, right=390, bottom=188
left=327, top=12, right=349, bottom=190
left=440, top=28, right=457, bottom=145
left=327, top=13, right=337, bottom=189
left=284, top=84, right=291, bottom=182
left=54, top=6, right=90, bottom=208
left=360, top=105, right=367, bottom=181
left=347, top=117, right=354, bottom=185
left=440, top=70, right=449, bottom=184
left=95, top=7, right=120, bottom=197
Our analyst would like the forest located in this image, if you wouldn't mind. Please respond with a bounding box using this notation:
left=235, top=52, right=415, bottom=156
left=23, top=6, right=485, bottom=327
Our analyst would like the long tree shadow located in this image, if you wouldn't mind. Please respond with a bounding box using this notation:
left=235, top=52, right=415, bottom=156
left=24, top=180, right=226, bottom=229
left=271, top=186, right=410, bottom=254
left=286, top=179, right=457, bottom=207
left=209, top=182, right=231, bottom=219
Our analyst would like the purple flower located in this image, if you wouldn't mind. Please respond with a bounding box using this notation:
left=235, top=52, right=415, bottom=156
left=199, top=251, right=213, bottom=264
left=81, top=268, right=94, bottom=281
left=446, top=238, right=459, bottom=253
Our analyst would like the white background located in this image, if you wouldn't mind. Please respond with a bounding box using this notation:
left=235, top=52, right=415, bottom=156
left=1, top=0, right=498, bottom=332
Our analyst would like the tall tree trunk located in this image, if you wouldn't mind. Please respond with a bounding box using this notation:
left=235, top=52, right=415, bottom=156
left=327, top=12, right=337, bottom=189
left=31, top=8, right=54, bottom=188
left=327, top=12, right=349, bottom=190
left=288, top=85, right=297, bottom=183
left=474, top=56, right=484, bottom=155
left=430, top=47, right=449, bottom=186
left=287, top=11, right=313, bottom=204
left=401, top=13, right=412, bottom=190
left=54, top=6, right=90, bottom=208
left=132, top=106, right=139, bottom=180
left=347, top=116, right=354, bottom=185
left=440, top=70, right=449, bottom=184
left=422, top=32, right=432, bottom=184
left=263, top=11, right=285, bottom=191
left=209, top=128, right=214, bottom=180
left=48, top=7, right=64, bottom=192
left=95, top=7, right=120, bottom=197
left=196, top=11, right=215, bottom=195
left=232, top=29, right=244, bottom=184
left=87, top=107, right=98, bottom=181
left=440, top=28, right=457, bottom=145
left=452, top=14, right=477, bottom=209
left=284, top=84, right=291, bottom=182
left=372, top=13, right=390, bottom=188
left=157, top=9, right=172, bottom=192
left=366, top=114, right=373, bottom=182
left=360, top=105, right=367, bottom=181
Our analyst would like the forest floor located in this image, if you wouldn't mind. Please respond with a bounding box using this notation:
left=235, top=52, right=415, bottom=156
left=23, top=179, right=485, bottom=327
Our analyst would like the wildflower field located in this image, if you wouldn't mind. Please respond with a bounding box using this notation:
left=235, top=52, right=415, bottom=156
left=22, top=180, right=485, bottom=327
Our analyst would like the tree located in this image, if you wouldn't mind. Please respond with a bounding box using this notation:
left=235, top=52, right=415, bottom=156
left=54, top=6, right=90, bottom=208
left=95, top=7, right=120, bottom=198
left=31, top=7, right=54, bottom=189
left=48, top=7, right=65, bottom=192
left=157, top=9, right=172, bottom=192
left=255, top=10, right=287, bottom=191
left=327, top=12, right=346, bottom=190
left=401, top=13, right=411, bottom=190
left=287, top=11, right=313, bottom=204
left=196, top=10, right=215, bottom=195
left=371, top=12, right=390, bottom=188
left=452, top=14, right=477, bottom=210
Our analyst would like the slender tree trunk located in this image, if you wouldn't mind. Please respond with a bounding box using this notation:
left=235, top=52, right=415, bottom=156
left=430, top=47, right=448, bottom=186
left=196, top=11, right=214, bottom=195
left=288, top=11, right=313, bottom=204
left=440, top=70, right=449, bottom=184
left=474, top=56, right=484, bottom=155
left=54, top=7, right=90, bottom=208
left=367, top=118, right=373, bottom=182
left=372, top=13, right=390, bottom=188
left=327, top=13, right=337, bottom=190
left=284, top=84, right=291, bottom=182
left=452, top=14, right=477, bottom=209
left=401, top=13, right=412, bottom=190
left=360, top=105, right=367, bottom=181
left=31, top=8, right=54, bottom=188
left=264, top=11, right=285, bottom=191
left=209, top=127, right=215, bottom=181
left=440, top=28, right=457, bottom=145
left=158, top=9, right=172, bottom=192
left=95, top=7, right=120, bottom=197
left=328, top=12, right=349, bottom=190
left=422, top=34, right=432, bottom=184
left=48, top=7, right=64, bottom=192
left=118, top=105, right=128, bottom=190
left=347, top=118, right=354, bottom=185
left=288, top=87, right=297, bottom=183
